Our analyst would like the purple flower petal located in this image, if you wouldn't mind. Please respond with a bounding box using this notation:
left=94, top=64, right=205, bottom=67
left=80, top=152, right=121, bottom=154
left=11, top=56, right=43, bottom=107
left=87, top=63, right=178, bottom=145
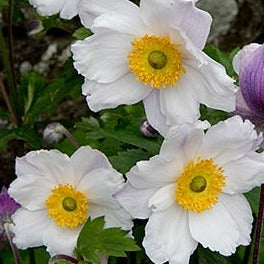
left=240, top=45, right=264, bottom=116
left=0, top=186, right=20, bottom=224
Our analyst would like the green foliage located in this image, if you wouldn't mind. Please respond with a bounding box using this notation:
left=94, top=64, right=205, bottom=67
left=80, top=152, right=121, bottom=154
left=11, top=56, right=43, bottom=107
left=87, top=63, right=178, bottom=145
left=109, top=149, right=152, bottom=174
left=0, top=0, right=8, bottom=9
left=75, top=217, right=140, bottom=264
left=23, top=60, right=83, bottom=125
left=72, top=28, right=93, bottom=40
left=195, top=246, right=232, bottom=264
left=0, top=126, right=41, bottom=149
left=200, top=105, right=230, bottom=126
left=63, top=103, right=162, bottom=173
left=204, top=45, right=240, bottom=78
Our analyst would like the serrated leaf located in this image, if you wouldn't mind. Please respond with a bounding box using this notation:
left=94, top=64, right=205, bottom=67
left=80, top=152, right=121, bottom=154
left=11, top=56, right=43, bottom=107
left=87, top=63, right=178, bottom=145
left=75, top=117, right=100, bottom=131
left=77, top=217, right=140, bottom=263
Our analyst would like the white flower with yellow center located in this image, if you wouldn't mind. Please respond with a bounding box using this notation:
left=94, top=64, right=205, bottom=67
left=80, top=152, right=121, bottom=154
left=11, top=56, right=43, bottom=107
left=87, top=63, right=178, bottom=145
left=72, top=0, right=236, bottom=136
left=8, top=146, right=133, bottom=256
left=28, top=0, right=80, bottom=19
left=116, top=116, right=264, bottom=264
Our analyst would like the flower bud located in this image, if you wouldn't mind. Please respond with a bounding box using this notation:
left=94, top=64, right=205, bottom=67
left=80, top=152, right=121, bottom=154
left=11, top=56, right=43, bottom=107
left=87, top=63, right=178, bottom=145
left=27, top=19, right=43, bottom=36
left=233, top=43, right=264, bottom=130
left=0, top=187, right=20, bottom=238
left=140, top=120, right=159, bottom=138
left=43, top=122, right=65, bottom=144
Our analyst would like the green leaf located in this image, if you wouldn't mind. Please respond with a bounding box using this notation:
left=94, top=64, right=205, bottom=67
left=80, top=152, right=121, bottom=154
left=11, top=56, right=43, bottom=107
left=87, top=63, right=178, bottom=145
left=0, top=126, right=41, bottom=149
left=77, top=217, right=140, bottom=264
left=88, top=130, right=160, bottom=155
left=109, top=149, right=152, bottom=173
left=0, top=0, right=8, bottom=9
left=54, top=261, right=70, bottom=264
left=200, top=105, right=229, bottom=126
left=203, top=45, right=238, bottom=77
left=72, top=28, right=92, bottom=40
left=75, top=117, right=100, bottom=131
left=196, top=246, right=231, bottom=264
left=24, top=60, right=82, bottom=125
left=245, top=187, right=260, bottom=215
left=34, top=247, right=50, bottom=264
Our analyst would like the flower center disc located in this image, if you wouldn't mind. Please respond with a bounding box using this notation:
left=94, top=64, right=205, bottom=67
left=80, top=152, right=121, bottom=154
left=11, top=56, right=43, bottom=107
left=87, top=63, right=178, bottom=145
left=45, top=184, right=88, bottom=228
left=128, top=34, right=185, bottom=89
left=175, top=157, right=226, bottom=213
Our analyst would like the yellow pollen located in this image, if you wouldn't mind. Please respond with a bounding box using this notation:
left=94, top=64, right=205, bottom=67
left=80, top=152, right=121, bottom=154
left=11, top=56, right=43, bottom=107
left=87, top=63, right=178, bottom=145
left=45, top=184, right=88, bottom=228
left=128, top=35, right=185, bottom=89
left=175, top=157, right=226, bottom=213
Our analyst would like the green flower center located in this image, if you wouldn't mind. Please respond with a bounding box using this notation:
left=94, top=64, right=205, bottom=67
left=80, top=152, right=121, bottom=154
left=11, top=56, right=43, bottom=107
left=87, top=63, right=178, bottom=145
left=62, top=197, right=77, bottom=211
left=190, top=175, right=207, bottom=193
left=148, top=50, right=167, bottom=69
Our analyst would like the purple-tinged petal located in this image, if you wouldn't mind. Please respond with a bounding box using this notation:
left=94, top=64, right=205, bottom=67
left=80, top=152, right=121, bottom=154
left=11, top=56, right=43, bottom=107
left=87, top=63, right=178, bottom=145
left=240, top=45, right=264, bottom=116
left=234, top=88, right=264, bottom=133
left=0, top=187, right=20, bottom=223
left=0, top=186, right=20, bottom=238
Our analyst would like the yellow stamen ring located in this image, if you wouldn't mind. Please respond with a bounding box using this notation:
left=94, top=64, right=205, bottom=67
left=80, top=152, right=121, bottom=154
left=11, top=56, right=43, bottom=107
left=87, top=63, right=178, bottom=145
left=175, top=157, right=226, bottom=213
left=128, top=35, right=185, bottom=89
left=45, top=184, right=88, bottom=228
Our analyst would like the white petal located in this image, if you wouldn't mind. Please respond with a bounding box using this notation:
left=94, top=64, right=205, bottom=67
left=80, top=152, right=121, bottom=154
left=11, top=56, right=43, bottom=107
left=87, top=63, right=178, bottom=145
left=8, top=174, right=54, bottom=210
left=42, top=221, right=81, bottom=256
left=79, top=0, right=139, bottom=28
left=127, top=155, right=182, bottom=190
left=169, top=26, right=236, bottom=113
left=183, top=64, right=236, bottom=112
left=11, top=208, right=49, bottom=249
left=220, top=194, right=253, bottom=246
left=198, top=116, right=258, bottom=165
left=72, top=32, right=132, bottom=83
left=223, top=151, right=264, bottom=194
left=83, top=73, right=151, bottom=112
left=148, top=184, right=175, bottom=213
left=91, top=11, right=147, bottom=36
left=143, top=90, right=168, bottom=136
left=159, top=83, right=200, bottom=126
left=77, top=168, right=124, bottom=205
left=60, top=0, right=79, bottom=19
left=140, top=0, right=212, bottom=49
left=115, top=183, right=157, bottom=219
left=88, top=202, right=133, bottom=231
left=29, top=0, right=65, bottom=16
left=70, top=146, right=113, bottom=186
left=15, top=150, right=75, bottom=185
left=160, top=124, right=203, bottom=162
left=189, top=197, right=240, bottom=256
left=143, top=204, right=198, bottom=264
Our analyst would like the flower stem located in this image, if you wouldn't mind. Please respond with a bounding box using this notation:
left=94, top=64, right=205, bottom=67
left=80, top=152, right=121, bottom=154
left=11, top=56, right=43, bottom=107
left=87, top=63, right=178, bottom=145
left=7, top=0, right=16, bottom=91
left=0, top=19, right=20, bottom=125
left=0, top=77, right=17, bottom=124
left=253, top=184, right=264, bottom=264
left=3, top=222, right=22, bottom=264
left=62, top=126, right=80, bottom=149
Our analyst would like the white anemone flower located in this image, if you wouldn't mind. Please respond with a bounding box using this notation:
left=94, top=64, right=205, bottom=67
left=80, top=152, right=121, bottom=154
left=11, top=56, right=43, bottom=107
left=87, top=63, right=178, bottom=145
left=72, top=0, right=236, bottom=136
left=8, top=146, right=133, bottom=256
left=116, top=116, right=264, bottom=264
left=28, top=0, right=81, bottom=19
